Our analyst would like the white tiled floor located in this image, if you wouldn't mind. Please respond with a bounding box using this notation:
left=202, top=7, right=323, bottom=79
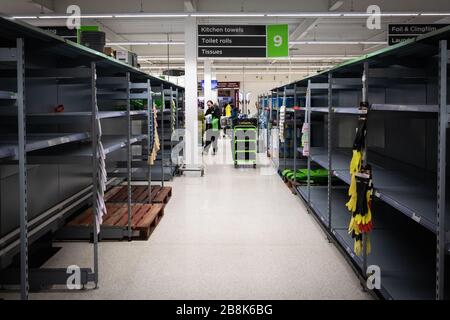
left=2, top=137, right=371, bottom=300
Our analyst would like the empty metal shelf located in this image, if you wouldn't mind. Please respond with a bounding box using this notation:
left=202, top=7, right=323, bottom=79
left=370, top=168, right=439, bottom=233
left=0, top=146, right=15, bottom=159
left=27, top=110, right=147, bottom=119
left=297, top=185, right=330, bottom=226
left=332, top=228, right=435, bottom=300
left=371, top=104, right=439, bottom=113
left=310, top=107, right=367, bottom=114
left=0, top=132, right=90, bottom=154
left=310, top=108, right=329, bottom=113
left=0, top=91, right=16, bottom=99
left=28, top=134, right=146, bottom=163
left=309, top=147, right=349, bottom=170
left=308, top=148, right=444, bottom=233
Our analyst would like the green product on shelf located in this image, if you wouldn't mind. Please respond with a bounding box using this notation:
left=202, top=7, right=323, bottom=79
left=282, top=169, right=292, bottom=177
left=131, top=99, right=146, bottom=110
left=154, top=98, right=162, bottom=109
left=212, top=118, right=219, bottom=130
left=282, top=168, right=329, bottom=184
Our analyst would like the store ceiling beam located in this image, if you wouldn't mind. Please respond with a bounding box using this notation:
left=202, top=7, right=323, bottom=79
left=184, top=0, right=197, bottom=12
left=30, top=0, right=54, bottom=12
left=9, top=12, right=450, bottom=19
left=289, top=0, right=342, bottom=49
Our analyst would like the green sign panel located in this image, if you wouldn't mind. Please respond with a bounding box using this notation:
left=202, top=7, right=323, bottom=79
left=266, top=24, right=289, bottom=58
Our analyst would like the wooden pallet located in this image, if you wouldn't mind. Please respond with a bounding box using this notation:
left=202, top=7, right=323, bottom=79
left=67, top=203, right=165, bottom=240
left=105, top=185, right=172, bottom=204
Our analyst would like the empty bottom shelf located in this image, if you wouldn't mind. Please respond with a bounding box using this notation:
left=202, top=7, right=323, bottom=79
left=296, top=185, right=437, bottom=300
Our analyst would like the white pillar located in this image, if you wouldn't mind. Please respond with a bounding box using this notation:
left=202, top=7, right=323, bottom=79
left=204, top=59, right=212, bottom=106
left=211, top=70, right=218, bottom=103
left=184, top=17, right=199, bottom=165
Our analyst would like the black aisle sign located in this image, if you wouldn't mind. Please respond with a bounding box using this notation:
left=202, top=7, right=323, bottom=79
left=40, top=26, right=78, bottom=42
left=388, top=24, right=449, bottom=46
left=198, top=25, right=266, bottom=58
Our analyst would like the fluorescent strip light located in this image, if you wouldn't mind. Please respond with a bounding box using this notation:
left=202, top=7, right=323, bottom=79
left=111, top=40, right=383, bottom=46
left=107, top=41, right=185, bottom=46
left=205, top=71, right=313, bottom=75
left=382, top=13, right=420, bottom=17
left=421, top=13, right=450, bottom=16
left=290, top=41, right=386, bottom=45
left=10, top=16, right=38, bottom=19
left=191, top=13, right=265, bottom=17
left=211, top=65, right=334, bottom=69
left=138, top=55, right=354, bottom=61
left=342, top=13, right=371, bottom=17
left=39, top=15, right=70, bottom=19
left=277, top=56, right=358, bottom=60
left=267, top=13, right=342, bottom=17
left=114, top=14, right=188, bottom=18
left=141, top=65, right=334, bottom=70
left=138, top=57, right=185, bottom=60
left=81, top=14, right=114, bottom=18
left=10, top=12, right=450, bottom=20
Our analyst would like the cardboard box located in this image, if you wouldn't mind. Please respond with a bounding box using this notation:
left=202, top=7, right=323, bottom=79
left=103, top=47, right=115, bottom=57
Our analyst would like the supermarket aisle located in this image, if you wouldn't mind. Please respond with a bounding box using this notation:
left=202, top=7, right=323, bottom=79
left=29, top=137, right=370, bottom=300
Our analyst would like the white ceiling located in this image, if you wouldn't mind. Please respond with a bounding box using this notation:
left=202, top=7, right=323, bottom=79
left=1, top=0, right=450, bottom=80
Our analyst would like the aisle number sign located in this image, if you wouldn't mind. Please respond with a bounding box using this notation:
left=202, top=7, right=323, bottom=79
left=198, top=24, right=289, bottom=58
left=267, top=24, right=289, bottom=58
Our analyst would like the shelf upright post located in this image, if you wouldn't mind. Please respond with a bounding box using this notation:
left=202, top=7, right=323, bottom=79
left=266, top=95, right=269, bottom=156
left=16, top=38, right=29, bottom=300
left=126, top=73, right=132, bottom=241
left=269, top=92, right=273, bottom=158
left=306, top=80, right=312, bottom=206
left=436, top=39, right=447, bottom=300
left=293, top=84, right=297, bottom=174
left=266, top=95, right=268, bottom=155
left=276, top=90, right=280, bottom=168
left=147, top=80, right=153, bottom=203
left=170, top=86, right=174, bottom=171
left=175, top=88, right=179, bottom=131
left=90, top=62, right=99, bottom=287
left=283, top=88, right=287, bottom=172
left=361, top=61, right=369, bottom=276
left=328, top=73, right=333, bottom=230
left=161, top=85, right=165, bottom=187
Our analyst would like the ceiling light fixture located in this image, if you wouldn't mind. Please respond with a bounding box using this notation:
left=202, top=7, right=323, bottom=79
left=191, top=13, right=265, bottom=17
left=110, top=40, right=384, bottom=46
left=114, top=13, right=189, bottom=18
left=38, top=15, right=70, bottom=19
left=10, top=12, right=450, bottom=20
left=290, top=41, right=387, bottom=45
left=107, top=41, right=184, bottom=46
left=266, top=13, right=342, bottom=17
left=421, top=13, right=450, bottom=16
left=9, top=16, right=38, bottom=19
left=80, top=14, right=115, bottom=18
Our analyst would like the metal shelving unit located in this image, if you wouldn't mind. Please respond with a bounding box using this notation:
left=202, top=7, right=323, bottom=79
left=269, top=26, right=450, bottom=300
left=0, top=16, right=184, bottom=299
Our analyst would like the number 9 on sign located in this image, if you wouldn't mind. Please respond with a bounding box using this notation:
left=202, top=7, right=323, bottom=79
left=273, top=35, right=282, bottom=47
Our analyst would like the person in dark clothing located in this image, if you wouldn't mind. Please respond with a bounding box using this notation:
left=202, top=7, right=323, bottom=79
left=213, top=103, right=222, bottom=130
left=204, top=100, right=219, bottom=155
left=230, top=104, right=239, bottom=127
